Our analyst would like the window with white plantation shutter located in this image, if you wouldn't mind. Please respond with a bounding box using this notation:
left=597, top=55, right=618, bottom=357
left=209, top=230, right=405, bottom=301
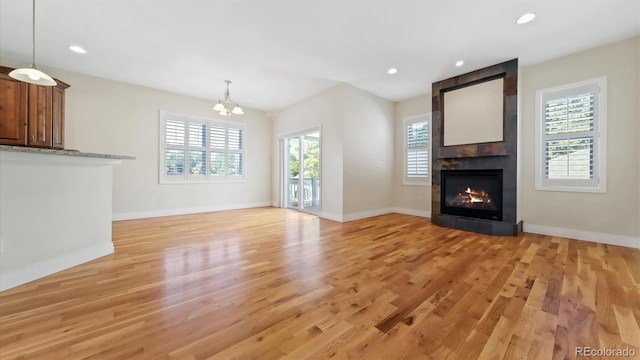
left=188, top=121, right=207, bottom=180
left=209, top=125, right=226, bottom=176
left=535, top=77, right=606, bottom=193
left=227, top=127, right=243, bottom=176
left=164, top=119, right=186, bottom=176
left=160, top=111, right=246, bottom=183
left=404, top=114, right=431, bottom=185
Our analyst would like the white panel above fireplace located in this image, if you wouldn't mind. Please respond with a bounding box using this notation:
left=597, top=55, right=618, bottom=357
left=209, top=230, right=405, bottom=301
left=443, top=78, right=504, bottom=146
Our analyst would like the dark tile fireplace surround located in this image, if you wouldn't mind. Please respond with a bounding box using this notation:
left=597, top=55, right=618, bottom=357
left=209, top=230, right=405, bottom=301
left=431, top=59, right=523, bottom=236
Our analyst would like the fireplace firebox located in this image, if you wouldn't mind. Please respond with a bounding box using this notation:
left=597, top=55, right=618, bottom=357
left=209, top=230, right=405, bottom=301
left=441, top=170, right=503, bottom=221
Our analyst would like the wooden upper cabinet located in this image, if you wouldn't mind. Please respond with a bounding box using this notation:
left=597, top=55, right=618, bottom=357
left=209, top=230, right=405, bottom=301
left=28, top=84, right=53, bottom=148
left=52, top=86, right=65, bottom=149
left=0, top=66, right=69, bottom=149
left=0, top=72, right=28, bottom=146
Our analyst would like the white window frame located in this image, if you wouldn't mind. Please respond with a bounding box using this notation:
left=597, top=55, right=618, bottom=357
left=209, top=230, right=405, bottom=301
left=534, top=77, right=607, bottom=193
left=159, top=111, right=246, bottom=184
left=403, top=113, right=431, bottom=186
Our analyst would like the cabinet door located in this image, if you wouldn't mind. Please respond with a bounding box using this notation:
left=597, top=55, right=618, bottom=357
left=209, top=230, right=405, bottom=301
left=27, top=84, right=53, bottom=148
left=52, top=86, right=65, bottom=149
left=0, top=74, right=28, bottom=146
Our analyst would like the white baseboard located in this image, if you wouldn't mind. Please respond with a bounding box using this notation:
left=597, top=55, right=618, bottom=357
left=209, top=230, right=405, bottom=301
left=112, top=202, right=272, bottom=221
left=391, top=207, right=431, bottom=218
left=321, top=209, right=392, bottom=223
left=322, top=208, right=392, bottom=223
left=0, top=243, right=114, bottom=292
left=320, top=208, right=430, bottom=223
left=319, top=211, right=343, bottom=222
left=342, top=208, right=393, bottom=222
left=524, top=223, right=640, bottom=249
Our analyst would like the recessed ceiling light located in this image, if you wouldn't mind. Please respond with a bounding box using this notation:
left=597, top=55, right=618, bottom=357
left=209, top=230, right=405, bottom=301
left=516, top=13, right=536, bottom=25
left=69, top=45, right=87, bottom=54
left=455, top=60, right=464, bottom=67
left=387, top=68, right=398, bottom=74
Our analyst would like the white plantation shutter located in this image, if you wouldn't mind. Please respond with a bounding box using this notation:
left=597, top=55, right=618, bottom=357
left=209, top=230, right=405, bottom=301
left=165, top=120, right=185, bottom=146
left=544, top=137, right=593, bottom=179
left=535, top=78, right=606, bottom=192
left=210, top=125, right=226, bottom=149
left=544, top=92, right=594, bottom=180
left=209, top=151, right=225, bottom=176
left=164, top=148, right=185, bottom=175
left=228, top=128, right=242, bottom=150
left=163, top=117, right=187, bottom=178
left=209, top=125, right=227, bottom=176
left=227, top=127, right=243, bottom=176
left=404, top=114, right=431, bottom=184
left=160, top=111, right=246, bottom=183
left=188, top=121, right=207, bottom=179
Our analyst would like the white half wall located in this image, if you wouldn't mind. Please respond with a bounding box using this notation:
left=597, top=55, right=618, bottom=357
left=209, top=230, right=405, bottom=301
left=0, top=152, right=118, bottom=291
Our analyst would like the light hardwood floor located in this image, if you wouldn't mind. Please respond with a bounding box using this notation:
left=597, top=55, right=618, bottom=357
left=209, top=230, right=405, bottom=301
left=1, top=208, right=639, bottom=359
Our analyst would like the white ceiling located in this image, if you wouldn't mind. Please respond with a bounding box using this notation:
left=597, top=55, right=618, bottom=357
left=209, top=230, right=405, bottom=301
left=1, top=0, right=639, bottom=111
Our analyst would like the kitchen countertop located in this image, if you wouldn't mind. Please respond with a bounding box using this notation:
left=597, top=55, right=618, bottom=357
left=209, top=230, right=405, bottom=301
left=0, top=145, right=135, bottom=160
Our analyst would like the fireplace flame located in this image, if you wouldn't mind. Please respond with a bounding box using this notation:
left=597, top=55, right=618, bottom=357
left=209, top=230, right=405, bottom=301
left=454, top=187, right=493, bottom=205
left=464, top=187, right=491, bottom=204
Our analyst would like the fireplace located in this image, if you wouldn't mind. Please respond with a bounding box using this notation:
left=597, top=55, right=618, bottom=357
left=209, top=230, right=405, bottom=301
left=441, top=170, right=503, bottom=221
left=432, top=59, right=521, bottom=236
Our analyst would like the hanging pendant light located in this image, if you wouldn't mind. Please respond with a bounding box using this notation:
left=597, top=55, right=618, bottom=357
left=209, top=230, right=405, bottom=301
left=213, top=80, right=243, bottom=116
left=9, top=0, right=56, bottom=86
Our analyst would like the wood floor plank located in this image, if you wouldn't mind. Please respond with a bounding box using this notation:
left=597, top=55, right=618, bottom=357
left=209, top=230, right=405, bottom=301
left=612, top=304, right=640, bottom=347
left=477, top=315, right=517, bottom=359
left=0, top=208, right=638, bottom=359
left=504, top=334, right=530, bottom=360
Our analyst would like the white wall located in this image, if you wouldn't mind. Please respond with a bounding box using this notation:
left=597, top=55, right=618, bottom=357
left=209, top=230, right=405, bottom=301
left=520, top=36, right=640, bottom=247
left=271, top=85, right=345, bottom=218
left=341, top=85, right=394, bottom=219
left=393, top=94, right=431, bottom=217
left=637, top=37, right=640, bottom=239
left=1, top=59, right=273, bottom=219
left=272, top=84, right=394, bottom=221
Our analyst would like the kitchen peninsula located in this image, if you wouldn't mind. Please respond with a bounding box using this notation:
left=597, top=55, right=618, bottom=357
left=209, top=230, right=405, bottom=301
left=0, top=145, right=134, bottom=291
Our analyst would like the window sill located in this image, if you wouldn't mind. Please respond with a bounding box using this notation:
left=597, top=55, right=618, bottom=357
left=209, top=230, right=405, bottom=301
left=160, top=179, right=246, bottom=185
left=402, top=181, right=431, bottom=187
left=534, top=184, right=605, bottom=194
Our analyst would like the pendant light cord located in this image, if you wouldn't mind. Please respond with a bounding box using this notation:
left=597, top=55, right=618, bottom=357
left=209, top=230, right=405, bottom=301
left=31, top=0, right=36, bottom=65
left=7, top=0, right=56, bottom=86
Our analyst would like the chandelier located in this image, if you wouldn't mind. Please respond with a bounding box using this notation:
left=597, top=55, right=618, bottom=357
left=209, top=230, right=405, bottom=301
left=213, top=80, right=244, bottom=116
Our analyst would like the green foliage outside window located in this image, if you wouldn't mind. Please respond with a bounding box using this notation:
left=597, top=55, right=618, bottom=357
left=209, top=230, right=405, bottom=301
left=289, top=137, right=319, bottom=179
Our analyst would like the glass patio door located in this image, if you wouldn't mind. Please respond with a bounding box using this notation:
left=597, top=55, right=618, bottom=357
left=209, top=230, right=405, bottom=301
left=285, top=130, right=320, bottom=213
